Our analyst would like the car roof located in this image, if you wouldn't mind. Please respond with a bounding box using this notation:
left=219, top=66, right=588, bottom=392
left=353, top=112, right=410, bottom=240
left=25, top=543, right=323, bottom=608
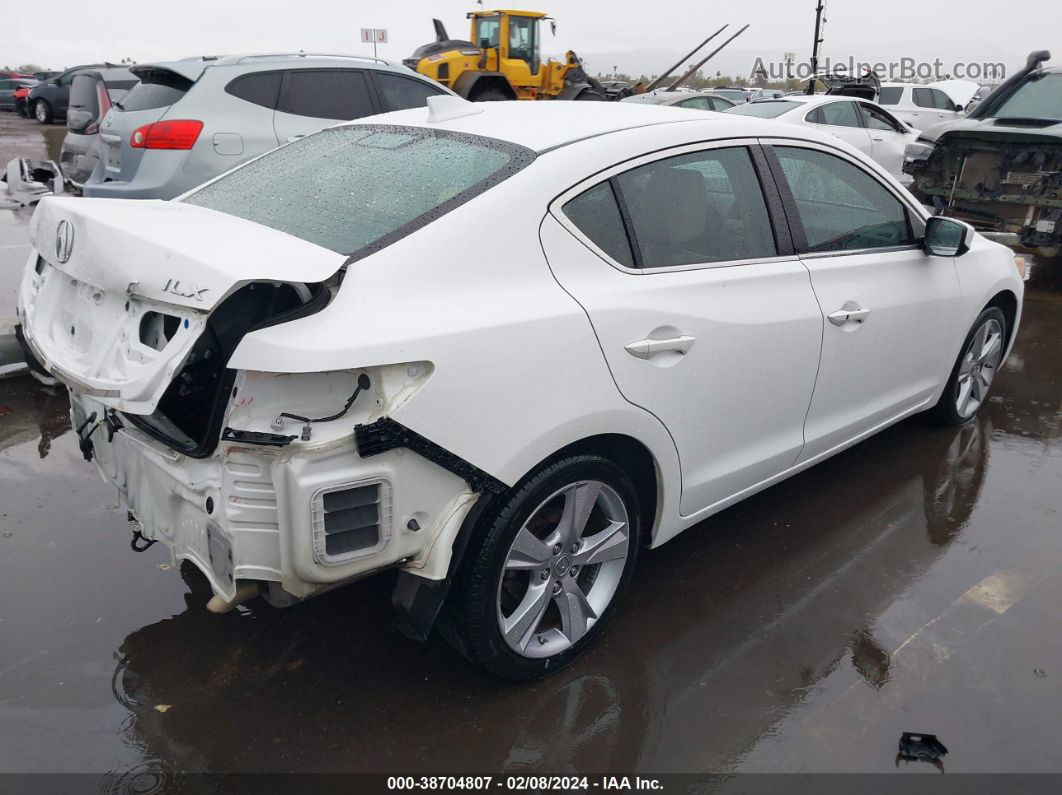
left=351, top=101, right=761, bottom=153
left=133, top=53, right=416, bottom=84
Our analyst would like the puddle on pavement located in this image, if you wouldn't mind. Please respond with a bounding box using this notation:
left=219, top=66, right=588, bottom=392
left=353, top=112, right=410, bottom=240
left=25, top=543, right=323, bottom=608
left=0, top=291, right=1060, bottom=776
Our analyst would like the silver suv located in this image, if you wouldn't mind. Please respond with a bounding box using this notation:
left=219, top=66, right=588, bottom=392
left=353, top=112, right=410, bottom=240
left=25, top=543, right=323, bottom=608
left=83, top=53, right=452, bottom=200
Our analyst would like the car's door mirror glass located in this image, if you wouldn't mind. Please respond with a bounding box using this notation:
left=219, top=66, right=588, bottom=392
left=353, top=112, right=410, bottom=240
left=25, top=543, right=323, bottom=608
left=923, top=216, right=970, bottom=256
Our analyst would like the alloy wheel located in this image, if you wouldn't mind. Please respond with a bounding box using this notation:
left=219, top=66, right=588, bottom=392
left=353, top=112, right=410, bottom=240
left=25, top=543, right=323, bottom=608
left=34, top=101, right=47, bottom=123
left=955, top=317, right=1003, bottom=419
left=496, top=480, right=630, bottom=659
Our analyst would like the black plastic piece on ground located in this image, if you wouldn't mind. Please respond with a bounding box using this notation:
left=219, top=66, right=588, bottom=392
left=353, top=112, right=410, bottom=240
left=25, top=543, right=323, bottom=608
left=898, top=732, right=948, bottom=761
left=354, top=418, right=507, bottom=495
left=221, top=427, right=297, bottom=447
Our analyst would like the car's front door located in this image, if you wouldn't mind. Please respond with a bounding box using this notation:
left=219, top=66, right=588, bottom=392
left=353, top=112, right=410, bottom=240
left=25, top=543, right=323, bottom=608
left=807, top=100, right=875, bottom=156
left=764, top=142, right=962, bottom=461
left=272, top=68, right=378, bottom=143
left=857, top=102, right=912, bottom=180
left=542, top=142, right=824, bottom=515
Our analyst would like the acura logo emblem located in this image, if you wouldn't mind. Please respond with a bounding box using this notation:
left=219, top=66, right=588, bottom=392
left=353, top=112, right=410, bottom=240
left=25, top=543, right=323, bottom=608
left=55, top=220, right=74, bottom=264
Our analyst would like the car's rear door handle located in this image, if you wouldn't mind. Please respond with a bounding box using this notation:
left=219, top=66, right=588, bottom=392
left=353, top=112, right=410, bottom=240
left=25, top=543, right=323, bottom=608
left=625, top=335, right=696, bottom=359
left=828, top=304, right=870, bottom=326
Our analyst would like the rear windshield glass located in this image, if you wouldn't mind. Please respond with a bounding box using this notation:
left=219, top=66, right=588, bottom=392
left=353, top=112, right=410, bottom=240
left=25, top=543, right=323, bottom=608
left=184, top=125, right=535, bottom=258
left=119, top=71, right=193, bottom=111
left=724, top=100, right=799, bottom=118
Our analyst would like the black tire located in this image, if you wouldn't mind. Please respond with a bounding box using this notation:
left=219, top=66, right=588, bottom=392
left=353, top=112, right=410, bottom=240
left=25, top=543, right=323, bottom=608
left=445, top=454, right=642, bottom=680
left=931, top=307, right=1007, bottom=426
left=470, top=88, right=510, bottom=102
left=34, top=99, right=53, bottom=124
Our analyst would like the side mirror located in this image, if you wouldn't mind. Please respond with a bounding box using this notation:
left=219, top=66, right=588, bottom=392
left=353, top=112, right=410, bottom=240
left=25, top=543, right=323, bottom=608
left=954, top=103, right=963, bottom=112
left=924, top=216, right=974, bottom=257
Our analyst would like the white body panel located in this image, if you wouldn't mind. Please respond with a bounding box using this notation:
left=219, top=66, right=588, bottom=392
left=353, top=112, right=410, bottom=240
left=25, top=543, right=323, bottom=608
left=17, top=102, right=1024, bottom=607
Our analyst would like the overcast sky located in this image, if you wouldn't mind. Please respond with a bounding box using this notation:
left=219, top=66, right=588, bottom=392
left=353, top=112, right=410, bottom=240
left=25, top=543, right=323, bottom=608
left=3, top=0, right=1057, bottom=81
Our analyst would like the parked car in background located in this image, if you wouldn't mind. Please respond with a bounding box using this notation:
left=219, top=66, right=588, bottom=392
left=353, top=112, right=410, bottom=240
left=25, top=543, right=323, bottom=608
left=621, top=89, right=736, bottom=111
left=906, top=50, right=1062, bottom=254
left=59, top=67, right=139, bottom=188
left=0, top=78, right=37, bottom=111
left=710, top=86, right=749, bottom=104
left=28, top=64, right=110, bottom=123
left=726, top=94, right=919, bottom=183
left=746, top=88, right=786, bottom=102
left=83, top=53, right=454, bottom=200
left=33, top=71, right=59, bottom=82
left=19, top=100, right=1022, bottom=679
left=877, top=82, right=968, bottom=129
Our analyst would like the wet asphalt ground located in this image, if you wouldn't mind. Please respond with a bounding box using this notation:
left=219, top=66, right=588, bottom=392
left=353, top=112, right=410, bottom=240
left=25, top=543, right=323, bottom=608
left=1, top=114, right=1061, bottom=784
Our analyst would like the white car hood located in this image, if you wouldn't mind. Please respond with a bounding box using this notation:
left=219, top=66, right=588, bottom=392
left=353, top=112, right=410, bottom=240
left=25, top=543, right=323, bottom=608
left=19, top=197, right=344, bottom=414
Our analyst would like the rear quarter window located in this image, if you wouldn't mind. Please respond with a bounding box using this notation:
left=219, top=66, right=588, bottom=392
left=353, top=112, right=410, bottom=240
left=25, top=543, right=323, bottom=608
left=225, top=71, right=282, bottom=109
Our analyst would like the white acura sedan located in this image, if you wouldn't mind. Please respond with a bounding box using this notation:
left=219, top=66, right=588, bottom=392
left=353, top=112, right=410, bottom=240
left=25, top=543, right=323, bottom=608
left=725, top=94, right=919, bottom=183
left=18, top=98, right=1023, bottom=679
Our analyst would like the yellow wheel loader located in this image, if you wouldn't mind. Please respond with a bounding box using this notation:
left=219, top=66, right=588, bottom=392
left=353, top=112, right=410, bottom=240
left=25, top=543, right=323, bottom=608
left=404, top=10, right=621, bottom=102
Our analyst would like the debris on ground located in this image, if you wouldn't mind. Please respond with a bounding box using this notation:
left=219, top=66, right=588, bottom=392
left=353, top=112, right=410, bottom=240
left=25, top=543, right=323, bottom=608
left=897, top=732, right=949, bottom=768
left=0, top=158, right=63, bottom=209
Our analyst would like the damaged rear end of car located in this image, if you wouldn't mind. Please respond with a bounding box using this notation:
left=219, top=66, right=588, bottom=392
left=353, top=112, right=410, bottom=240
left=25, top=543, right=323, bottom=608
left=17, top=122, right=537, bottom=614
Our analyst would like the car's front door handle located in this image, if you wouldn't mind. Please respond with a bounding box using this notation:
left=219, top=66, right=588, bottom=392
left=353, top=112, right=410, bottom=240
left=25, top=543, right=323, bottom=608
left=625, top=335, right=696, bottom=359
left=828, top=304, right=870, bottom=326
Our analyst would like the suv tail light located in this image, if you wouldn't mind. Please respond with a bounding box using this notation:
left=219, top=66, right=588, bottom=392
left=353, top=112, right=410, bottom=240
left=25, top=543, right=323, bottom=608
left=129, top=120, right=203, bottom=150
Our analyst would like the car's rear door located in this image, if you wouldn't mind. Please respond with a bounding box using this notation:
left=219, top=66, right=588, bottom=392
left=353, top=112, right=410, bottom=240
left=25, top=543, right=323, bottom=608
left=762, top=140, right=962, bottom=461
left=542, top=141, right=823, bottom=515
left=857, top=102, right=912, bottom=179
left=272, top=68, right=378, bottom=143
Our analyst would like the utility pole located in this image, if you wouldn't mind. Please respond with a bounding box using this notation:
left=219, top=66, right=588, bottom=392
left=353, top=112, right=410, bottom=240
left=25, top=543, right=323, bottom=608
left=807, top=0, right=825, bottom=95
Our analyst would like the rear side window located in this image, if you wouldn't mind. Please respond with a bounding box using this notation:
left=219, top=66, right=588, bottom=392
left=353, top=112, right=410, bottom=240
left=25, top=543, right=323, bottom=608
left=677, top=97, right=710, bottom=110
left=878, top=87, right=902, bottom=105
left=225, top=71, right=281, bottom=109
left=774, top=146, right=914, bottom=252
left=912, top=87, right=935, bottom=108
left=120, top=71, right=193, bottom=111
left=278, top=69, right=374, bottom=120
left=562, top=182, right=635, bottom=267
left=617, top=148, right=776, bottom=267
left=185, top=125, right=535, bottom=258
left=375, top=73, right=444, bottom=111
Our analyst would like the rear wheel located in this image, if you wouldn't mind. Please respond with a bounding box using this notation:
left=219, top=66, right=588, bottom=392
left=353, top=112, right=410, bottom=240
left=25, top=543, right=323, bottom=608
left=34, top=99, right=53, bottom=124
left=446, top=455, right=641, bottom=680
left=932, top=307, right=1006, bottom=425
left=470, top=88, right=510, bottom=102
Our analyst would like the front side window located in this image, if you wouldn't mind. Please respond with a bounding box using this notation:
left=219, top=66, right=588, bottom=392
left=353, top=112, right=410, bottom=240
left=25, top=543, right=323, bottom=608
left=811, top=101, right=862, bottom=128
left=507, top=16, right=540, bottom=68
left=185, top=125, right=535, bottom=259
left=859, top=103, right=904, bottom=132
left=278, top=69, right=374, bottom=120
left=709, top=97, right=735, bottom=110
left=931, top=89, right=955, bottom=110
left=475, top=15, right=501, bottom=48
left=774, top=146, right=915, bottom=253
left=375, top=73, right=444, bottom=111
left=678, top=97, right=710, bottom=110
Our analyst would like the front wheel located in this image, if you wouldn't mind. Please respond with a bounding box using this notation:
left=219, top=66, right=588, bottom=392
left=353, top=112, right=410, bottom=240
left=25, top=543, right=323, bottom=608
left=446, top=455, right=642, bottom=680
left=932, top=307, right=1007, bottom=425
